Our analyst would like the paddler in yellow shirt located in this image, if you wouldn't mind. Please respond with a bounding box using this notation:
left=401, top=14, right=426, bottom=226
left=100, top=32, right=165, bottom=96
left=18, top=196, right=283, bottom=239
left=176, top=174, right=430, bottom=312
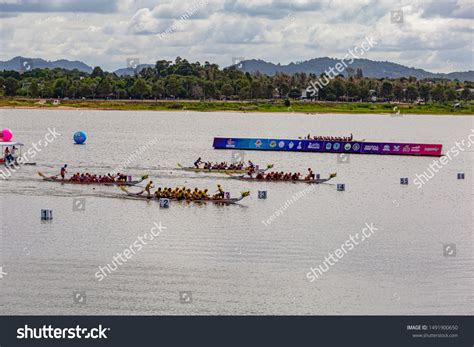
left=198, top=189, right=206, bottom=200
left=144, top=180, right=154, bottom=198
left=216, top=184, right=225, bottom=199
left=185, top=188, right=192, bottom=200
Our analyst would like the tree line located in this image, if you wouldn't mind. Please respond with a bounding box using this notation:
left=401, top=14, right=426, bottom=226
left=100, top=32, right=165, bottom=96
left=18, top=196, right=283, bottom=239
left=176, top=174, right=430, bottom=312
left=0, top=57, right=472, bottom=103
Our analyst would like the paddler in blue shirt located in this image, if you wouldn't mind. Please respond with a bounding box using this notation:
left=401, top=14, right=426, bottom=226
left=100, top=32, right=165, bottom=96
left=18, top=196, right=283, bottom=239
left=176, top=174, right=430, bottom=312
left=194, top=157, right=202, bottom=168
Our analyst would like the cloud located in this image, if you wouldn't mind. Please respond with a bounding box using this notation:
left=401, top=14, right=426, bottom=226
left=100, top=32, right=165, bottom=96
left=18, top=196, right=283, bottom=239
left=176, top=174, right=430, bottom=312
left=222, top=0, right=323, bottom=18
left=421, top=0, right=474, bottom=19
left=0, top=0, right=472, bottom=73
left=0, top=0, right=119, bottom=13
left=126, top=1, right=212, bottom=35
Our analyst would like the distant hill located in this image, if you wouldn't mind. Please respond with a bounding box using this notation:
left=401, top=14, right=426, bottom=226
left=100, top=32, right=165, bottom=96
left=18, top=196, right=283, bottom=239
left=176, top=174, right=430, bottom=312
left=234, top=58, right=474, bottom=81
left=0, top=57, right=153, bottom=76
left=113, top=64, right=154, bottom=76
left=1, top=56, right=473, bottom=81
left=0, top=56, right=93, bottom=73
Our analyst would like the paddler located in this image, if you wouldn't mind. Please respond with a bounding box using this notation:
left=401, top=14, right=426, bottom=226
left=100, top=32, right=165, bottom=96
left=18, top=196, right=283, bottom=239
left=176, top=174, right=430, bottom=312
left=305, top=168, right=315, bottom=180
left=194, top=157, right=202, bottom=168
left=185, top=188, right=192, bottom=200
left=60, top=164, right=68, bottom=180
left=145, top=180, right=154, bottom=197
left=216, top=184, right=225, bottom=199
left=116, top=173, right=127, bottom=182
left=4, top=147, right=13, bottom=163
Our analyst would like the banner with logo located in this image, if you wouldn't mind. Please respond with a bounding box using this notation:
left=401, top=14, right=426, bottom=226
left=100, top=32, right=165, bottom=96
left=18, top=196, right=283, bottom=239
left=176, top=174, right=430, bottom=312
left=213, top=138, right=443, bottom=156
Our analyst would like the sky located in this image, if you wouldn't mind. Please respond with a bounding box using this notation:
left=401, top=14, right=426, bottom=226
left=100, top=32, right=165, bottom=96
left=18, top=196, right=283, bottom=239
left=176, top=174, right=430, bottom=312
left=0, top=0, right=473, bottom=73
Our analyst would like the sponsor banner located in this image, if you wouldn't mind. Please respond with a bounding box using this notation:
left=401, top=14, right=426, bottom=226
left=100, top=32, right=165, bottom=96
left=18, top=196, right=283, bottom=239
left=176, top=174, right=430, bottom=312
left=212, top=138, right=443, bottom=156
left=213, top=137, right=251, bottom=149
left=319, top=141, right=362, bottom=153
left=360, top=142, right=443, bottom=156
left=306, top=140, right=324, bottom=152
left=286, top=140, right=306, bottom=151
left=262, top=139, right=307, bottom=151
left=420, top=144, right=443, bottom=156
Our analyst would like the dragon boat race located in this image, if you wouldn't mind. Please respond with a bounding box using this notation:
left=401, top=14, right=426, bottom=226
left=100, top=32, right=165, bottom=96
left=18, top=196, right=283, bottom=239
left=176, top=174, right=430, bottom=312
left=0, top=1, right=473, bottom=346
left=2, top=109, right=472, bottom=313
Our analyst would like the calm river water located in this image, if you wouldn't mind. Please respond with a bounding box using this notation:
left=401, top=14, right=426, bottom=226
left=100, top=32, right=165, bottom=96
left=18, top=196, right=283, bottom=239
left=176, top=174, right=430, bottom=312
left=0, top=109, right=472, bottom=315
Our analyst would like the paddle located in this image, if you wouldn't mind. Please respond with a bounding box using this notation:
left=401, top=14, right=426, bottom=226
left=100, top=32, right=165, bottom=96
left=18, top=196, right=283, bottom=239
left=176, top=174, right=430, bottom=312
left=38, top=172, right=59, bottom=180
left=118, top=185, right=143, bottom=195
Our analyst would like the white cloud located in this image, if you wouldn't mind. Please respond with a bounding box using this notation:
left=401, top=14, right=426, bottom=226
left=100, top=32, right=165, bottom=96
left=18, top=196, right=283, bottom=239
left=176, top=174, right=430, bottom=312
left=0, top=0, right=472, bottom=73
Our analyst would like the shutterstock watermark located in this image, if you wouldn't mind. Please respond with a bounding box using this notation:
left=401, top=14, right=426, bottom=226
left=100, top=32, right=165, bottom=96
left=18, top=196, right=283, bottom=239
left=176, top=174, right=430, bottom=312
left=306, top=223, right=378, bottom=282
left=414, top=129, right=474, bottom=189
left=110, top=137, right=158, bottom=176
left=306, top=36, right=377, bottom=96
left=17, top=325, right=109, bottom=340
left=158, top=0, right=209, bottom=39
left=0, top=128, right=61, bottom=180
left=95, top=221, right=166, bottom=281
left=262, top=184, right=317, bottom=226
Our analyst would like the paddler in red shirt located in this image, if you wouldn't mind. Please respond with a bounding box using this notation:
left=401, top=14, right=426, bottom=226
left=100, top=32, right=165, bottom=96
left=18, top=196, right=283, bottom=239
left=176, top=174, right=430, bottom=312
left=60, top=164, right=68, bottom=180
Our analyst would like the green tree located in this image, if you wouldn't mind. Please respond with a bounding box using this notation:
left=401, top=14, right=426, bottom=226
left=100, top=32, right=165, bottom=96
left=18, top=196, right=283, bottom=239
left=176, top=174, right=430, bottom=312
left=30, top=81, right=39, bottom=97
left=357, top=84, right=369, bottom=100
left=155, top=60, right=171, bottom=77
left=461, top=87, right=471, bottom=101
left=250, top=80, right=262, bottom=99
left=406, top=85, right=419, bottom=102
left=431, top=85, right=446, bottom=102
left=380, top=81, right=393, bottom=99
left=419, top=84, right=431, bottom=102
left=221, top=83, right=234, bottom=99
left=4, top=77, right=19, bottom=96
left=445, top=88, right=457, bottom=101
left=203, top=81, right=216, bottom=99
left=53, top=78, right=69, bottom=98
left=91, top=66, right=104, bottom=78
left=393, top=84, right=404, bottom=101
left=332, top=79, right=345, bottom=99
left=96, top=78, right=113, bottom=98
left=191, top=85, right=204, bottom=99
left=129, top=79, right=150, bottom=99
left=288, top=88, right=302, bottom=99
left=165, top=76, right=182, bottom=97
left=239, top=86, right=251, bottom=100
left=346, top=82, right=359, bottom=99
left=151, top=81, right=165, bottom=98
left=326, top=93, right=337, bottom=101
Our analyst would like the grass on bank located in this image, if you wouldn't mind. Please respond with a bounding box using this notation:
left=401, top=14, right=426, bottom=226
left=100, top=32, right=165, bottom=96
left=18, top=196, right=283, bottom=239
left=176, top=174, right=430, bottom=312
left=1, top=97, right=473, bottom=115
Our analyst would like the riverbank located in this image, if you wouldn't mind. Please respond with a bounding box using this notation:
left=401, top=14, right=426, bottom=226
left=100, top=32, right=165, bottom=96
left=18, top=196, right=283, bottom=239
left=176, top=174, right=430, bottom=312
left=1, top=97, right=473, bottom=115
